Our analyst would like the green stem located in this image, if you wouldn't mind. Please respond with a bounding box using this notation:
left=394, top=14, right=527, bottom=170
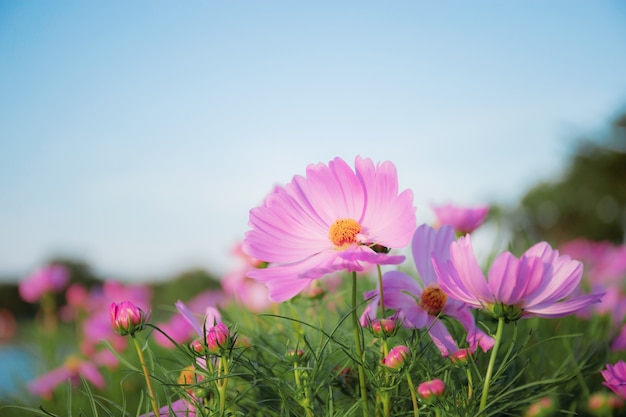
left=217, top=356, right=229, bottom=416
left=351, top=271, right=369, bottom=417
left=132, top=334, right=160, bottom=417
left=405, top=370, right=419, bottom=417
left=467, top=367, right=473, bottom=400
left=293, top=362, right=314, bottom=417
left=377, top=264, right=386, bottom=319
left=479, top=317, right=505, bottom=412
left=381, top=339, right=390, bottom=417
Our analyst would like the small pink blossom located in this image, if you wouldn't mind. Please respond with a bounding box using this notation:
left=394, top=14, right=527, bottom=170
left=601, top=360, right=626, bottom=400
left=243, top=156, right=416, bottom=302
left=434, top=235, right=604, bottom=321
left=431, top=203, right=489, bottom=234
left=19, top=264, right=69, bottom=303
left=417, top=378, right=445, bottom=400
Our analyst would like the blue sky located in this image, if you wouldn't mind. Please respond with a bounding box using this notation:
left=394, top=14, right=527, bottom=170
left=1, top=1, right=625, bottom=282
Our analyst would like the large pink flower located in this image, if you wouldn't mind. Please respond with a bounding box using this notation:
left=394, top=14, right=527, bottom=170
left=434, top=235, right=604, bottom=321
left=243, top=156, right=416, bottom=302
left=361, top=224, right=494, bottom=356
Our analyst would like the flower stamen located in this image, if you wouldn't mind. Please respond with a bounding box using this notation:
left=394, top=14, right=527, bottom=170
left=329, top=218, right=362, bottom=248
left=420, top=285, right=448, bottom=316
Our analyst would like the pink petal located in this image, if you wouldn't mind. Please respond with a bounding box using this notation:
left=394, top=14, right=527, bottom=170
left=412, top=224, right=455, bottom=286
left=523, top=293, right=604, bottom=318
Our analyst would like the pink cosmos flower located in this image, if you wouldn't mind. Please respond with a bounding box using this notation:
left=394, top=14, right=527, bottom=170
left=431, top=203, right=489, bottom=234
left=601, top=360, right=626, bottom=400
left=221, top=242, right=274, bottom=312
left=19, top=263, right=69, bottom=303
left=243, top=156, right=416, bottom=302
left=28, top=350, right=117, bottom=398
left=434, top=235, right=604, bottom=321
left=361, top=224, right=494, bottom=356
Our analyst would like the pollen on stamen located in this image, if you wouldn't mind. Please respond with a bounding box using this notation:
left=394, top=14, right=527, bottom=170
left=329, top=218, right=362, bottom=248
left=420, top=285, right=448, bottom=316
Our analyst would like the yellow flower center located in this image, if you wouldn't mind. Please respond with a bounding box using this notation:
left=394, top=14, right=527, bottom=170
left=420, top=285, right=448, bottom=316
left=63, top=355, right=82, bottom=373
left=329, top=218, right=362, bottom=248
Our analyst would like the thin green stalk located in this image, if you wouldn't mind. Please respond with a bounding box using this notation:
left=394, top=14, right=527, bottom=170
left=377, top=264, right=386, bottom=319
left=131, top=334, right=160, bottom=417
left=293, top=362, right=314, bottom=417
left=217, top=356, right=229, bottom=416
left=351, top=271, right=370, bottom=417
left=467, top=367, right=473, bottom=400
left=405, top=370, right=419, bottom=417
left=479, top=317, right=505, bottom=412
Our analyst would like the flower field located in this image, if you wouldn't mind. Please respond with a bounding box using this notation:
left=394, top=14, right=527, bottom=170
left=2, top=155, right=626, bottom=417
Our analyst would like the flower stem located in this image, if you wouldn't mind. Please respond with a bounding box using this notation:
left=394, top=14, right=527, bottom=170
left=293, top=362, right=314, bottom=417
left=405, top=370, right=419, bottom=417
left=217, top=356, right=230, bottom=416
left=377, top=264, right=386, bottom=319
left=131, top=334, right=160, bottom=417
left=479, top=317, right=505, bottom=412
left=351, top=271, right=369, bottom=417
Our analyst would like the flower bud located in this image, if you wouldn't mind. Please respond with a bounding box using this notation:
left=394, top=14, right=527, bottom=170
left=285, top=348, right=306, bottom=363
left=381, top=345, right=409, bottom=370
left=524, top=396, right=556, bottom=417
left=588, top=392, right=624, bottom=416
left=370, top=318, right=397, bottom=338
left=207, top=322, right=229, bottom=353
left=189, top=338, right=206, bottom=356
left=450, top=348, right=473, bottom=367
left=417, top=378, right=445, bottom=402
left=110, top=301, right=150, bottom=336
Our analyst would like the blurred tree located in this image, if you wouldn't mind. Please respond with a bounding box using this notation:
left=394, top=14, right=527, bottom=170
left=504, top=110, right=626, bottom=251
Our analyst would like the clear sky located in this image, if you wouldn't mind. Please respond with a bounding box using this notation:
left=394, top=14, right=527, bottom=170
left=1, top=1, right=625, bottom=282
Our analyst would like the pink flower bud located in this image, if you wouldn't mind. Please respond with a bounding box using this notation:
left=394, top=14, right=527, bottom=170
left=286, top=348, right=306, bottom=362
left=207, top=322, right=229, bottom=353
left=370, top=318, right=397, bottom=338
left=417, top=378, right=445, bottom=401
left=381, top=345, right=409, bottom=370
left=189, top=338, right=205, bottom=355
left=450, top=348, right=473, bottom=367
left=110, top=301, right=150, bottom=336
